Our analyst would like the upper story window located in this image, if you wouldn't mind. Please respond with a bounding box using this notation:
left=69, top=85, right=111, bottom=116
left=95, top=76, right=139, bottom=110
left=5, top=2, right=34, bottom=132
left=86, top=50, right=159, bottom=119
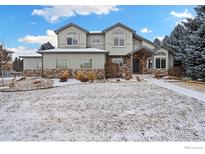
left=113, top=32, right=125, bottom=47
left=67, top=32, right=78, bottom=46
left=91, top=38, right=101, bottom=44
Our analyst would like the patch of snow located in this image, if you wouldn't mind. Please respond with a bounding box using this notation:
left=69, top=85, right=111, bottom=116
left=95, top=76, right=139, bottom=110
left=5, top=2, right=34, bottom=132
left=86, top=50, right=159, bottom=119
left=38, top=48, right=107, bottom=53
left=0, top=77, right=22, bottom=81
left=145, top=78, right=205, bottom=102
left=0, top=81, right=204, bottom=141
left=18, top=53, right=41, bottom=58
left=52, top=79, right=81, bottom=87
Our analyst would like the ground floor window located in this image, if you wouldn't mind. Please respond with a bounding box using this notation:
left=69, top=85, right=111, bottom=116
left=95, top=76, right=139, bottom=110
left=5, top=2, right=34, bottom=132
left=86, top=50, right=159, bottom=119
left=112, top=58, right=123, bottom=66
left=147, top=58, right=152, bottom=69
left=80, top=59, right=92, bottom=68
left=56, top=59, right=67, bottom=69
left=155, top=58, right=166, bottom=69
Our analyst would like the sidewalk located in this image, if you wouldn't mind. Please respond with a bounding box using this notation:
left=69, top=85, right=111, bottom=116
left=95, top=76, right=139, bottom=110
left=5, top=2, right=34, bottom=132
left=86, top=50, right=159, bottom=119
left=145, top=78, right=205, bottom=102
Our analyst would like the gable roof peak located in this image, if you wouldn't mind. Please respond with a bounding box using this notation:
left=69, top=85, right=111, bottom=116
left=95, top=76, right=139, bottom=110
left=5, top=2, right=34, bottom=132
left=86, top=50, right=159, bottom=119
left=102, top=22, right=136, bottom=33
left=55, top=22, right=89, bottom=34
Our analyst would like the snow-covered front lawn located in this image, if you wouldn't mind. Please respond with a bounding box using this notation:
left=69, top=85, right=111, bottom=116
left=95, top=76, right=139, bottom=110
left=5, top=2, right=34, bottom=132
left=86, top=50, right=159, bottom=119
left=0, top=81, right=205, bottom=141
left=52, top=79, right=81, bottom=87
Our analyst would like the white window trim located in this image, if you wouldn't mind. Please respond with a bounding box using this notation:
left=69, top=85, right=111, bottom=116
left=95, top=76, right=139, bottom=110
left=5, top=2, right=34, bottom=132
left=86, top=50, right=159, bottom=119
left=112, top=58, right=124, bottom=66
left=113, top=32, right=125, bottom=48
left=91, top=38, right=101, bottom=44
left=80, top=59, right=93, bottom=69
left=66, top=31, right=79, bottom=46
left=154, top=56, right=167, bottom=69
left=147, top=58, right=153, bottom=69
left=56, top=58, right=68, bottom=69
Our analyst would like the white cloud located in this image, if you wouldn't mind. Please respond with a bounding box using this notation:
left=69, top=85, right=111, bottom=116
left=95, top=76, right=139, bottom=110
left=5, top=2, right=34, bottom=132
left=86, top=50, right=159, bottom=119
left=18, top=30, right=57, bottom=47
left=32, top=5, right=119, bottom=23
left=170, top=9, right=194, bottom=19
left=6, top=46, right=37, bottom=59
left=175, top=19, right=188, bottom=25
left=140, top=28, right=152, bottom=33
left=30, top=22, right=37, bottom=25
left=154, top=36, right=165, bottom=41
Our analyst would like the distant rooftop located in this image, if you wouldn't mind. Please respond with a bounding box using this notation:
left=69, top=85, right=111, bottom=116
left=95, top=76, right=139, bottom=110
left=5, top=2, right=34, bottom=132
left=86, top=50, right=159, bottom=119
left=89, top=31, right=102, bottom=34
left=18, top=53, right=42, bottom=58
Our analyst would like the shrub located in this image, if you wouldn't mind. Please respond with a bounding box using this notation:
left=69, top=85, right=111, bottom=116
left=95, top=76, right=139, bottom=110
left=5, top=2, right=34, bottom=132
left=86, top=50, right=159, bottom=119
left=59, top=70, right=69, bottom=82
left=87, top=71, right=97, bottom=81
left=105, top=61, right=121, bottom=78
left=75, top=70, right=89, bottom=82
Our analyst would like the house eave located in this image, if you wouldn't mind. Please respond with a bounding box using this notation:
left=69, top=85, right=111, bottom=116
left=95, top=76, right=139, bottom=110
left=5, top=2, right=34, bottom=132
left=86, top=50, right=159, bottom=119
left=102, top=22, right=136, bottom=34
left=128, top=46, right=154, bottom=55
left=37, top=48, right=108, bottom=54
left=55, top=23, right=89, bottom=34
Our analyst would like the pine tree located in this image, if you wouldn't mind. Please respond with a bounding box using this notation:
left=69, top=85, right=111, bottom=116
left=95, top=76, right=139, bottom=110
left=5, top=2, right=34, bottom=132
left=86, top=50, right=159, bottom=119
left=162, top=24, right=189, bottom=72
left=184, top=6, right=205, bottom=80
left=13, top=57, right=23, bottom=72
left=38, top=42, right=55, bottom=51
left=162, top=5, right=205, bottom=80
left=0, top=44, right=11, bottom=76
left=153, top=38, right=161, bottom=46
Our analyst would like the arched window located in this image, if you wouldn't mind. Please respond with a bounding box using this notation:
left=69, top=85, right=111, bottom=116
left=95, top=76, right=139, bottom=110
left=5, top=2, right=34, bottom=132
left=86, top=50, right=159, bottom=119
left=67, top=32, right=78, bottom=46
left=113, top=32, right=125, bottom=47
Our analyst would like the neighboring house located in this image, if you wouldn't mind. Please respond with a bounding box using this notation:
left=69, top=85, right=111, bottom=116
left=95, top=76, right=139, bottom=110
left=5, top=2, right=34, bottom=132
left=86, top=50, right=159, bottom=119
left=19, top=54, right=42, bottom=76
left=19, top=54, right=42, bottom=70
left=20, top=22, right=175, bottom=78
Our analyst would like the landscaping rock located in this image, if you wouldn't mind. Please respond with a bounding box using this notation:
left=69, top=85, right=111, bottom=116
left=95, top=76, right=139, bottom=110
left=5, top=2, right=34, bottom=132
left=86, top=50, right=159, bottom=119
left=1, top=77, right=53, bottom=92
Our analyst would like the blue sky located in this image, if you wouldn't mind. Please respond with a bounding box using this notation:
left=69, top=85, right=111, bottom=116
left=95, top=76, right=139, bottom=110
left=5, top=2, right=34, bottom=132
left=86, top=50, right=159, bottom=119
left=0, top=5, right=196, bottom=57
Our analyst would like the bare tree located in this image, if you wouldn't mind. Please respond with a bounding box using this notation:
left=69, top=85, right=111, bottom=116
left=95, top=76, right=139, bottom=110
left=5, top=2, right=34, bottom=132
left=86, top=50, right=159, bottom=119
left=0, top=42, right=12, bottom=87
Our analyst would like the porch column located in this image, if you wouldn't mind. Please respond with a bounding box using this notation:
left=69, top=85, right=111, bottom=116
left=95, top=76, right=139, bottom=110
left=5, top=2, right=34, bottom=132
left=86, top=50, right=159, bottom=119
left=130, top=54, right=133, bottom=76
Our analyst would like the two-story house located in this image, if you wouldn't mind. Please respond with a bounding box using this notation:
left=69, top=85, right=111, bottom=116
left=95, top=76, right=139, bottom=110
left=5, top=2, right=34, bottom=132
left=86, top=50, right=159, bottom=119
left=20, top=22, right=175, bottom=79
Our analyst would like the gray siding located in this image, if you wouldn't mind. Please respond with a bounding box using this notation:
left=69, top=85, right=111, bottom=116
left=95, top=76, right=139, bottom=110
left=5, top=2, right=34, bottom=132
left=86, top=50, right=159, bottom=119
left=133, top=38, right=141, bottom=50
left=142, top=41, right=156, bottom=49
left=23, top=57, right=42, bottom=70
left=105, top=26, right=133, bottom=55
left=87, top=34, right=105, bottom=49
left=57, top=26, right=87, bottom=48
left=43, top=53, right=106, bottom=69
left=169, top=54, right=174, bottom=68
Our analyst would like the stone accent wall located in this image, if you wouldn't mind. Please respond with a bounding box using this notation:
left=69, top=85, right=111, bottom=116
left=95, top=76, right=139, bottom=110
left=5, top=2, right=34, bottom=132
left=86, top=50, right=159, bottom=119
left=24, top=69, right=105, bottom=80
left=105, top=57, right=122, bottom=78
left=132, top=51, right=168, bottom=77
left=105, top=56, right=131, bottom=79
left=24, top=69, right=42, bottom=77
left=122, top=56, right=132, bottom=79
left=148, top=69, right=168, bottom=76
left=133, top=52, right=150, bottom=74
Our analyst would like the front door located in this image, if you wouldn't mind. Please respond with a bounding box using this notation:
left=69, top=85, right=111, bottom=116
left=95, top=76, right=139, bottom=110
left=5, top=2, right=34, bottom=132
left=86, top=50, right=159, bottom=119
left=133, top=59, right=140, bottom=74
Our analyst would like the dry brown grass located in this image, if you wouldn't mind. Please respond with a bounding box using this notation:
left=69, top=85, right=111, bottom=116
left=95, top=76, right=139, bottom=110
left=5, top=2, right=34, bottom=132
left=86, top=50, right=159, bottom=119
left=174, top=80, right=205, bottom=93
